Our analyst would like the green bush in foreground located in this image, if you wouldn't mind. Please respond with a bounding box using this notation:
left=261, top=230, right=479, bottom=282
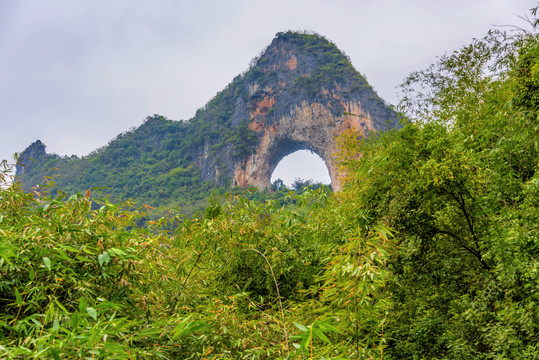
left=0, top=179, right=207, bottom=358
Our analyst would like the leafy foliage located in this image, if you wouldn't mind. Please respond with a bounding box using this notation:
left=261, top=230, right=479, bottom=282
left=340, top=20, right=539, bottom=359
left=0, top=180, right=206, bottom=358
left=2, top=161, right=391, bottom=358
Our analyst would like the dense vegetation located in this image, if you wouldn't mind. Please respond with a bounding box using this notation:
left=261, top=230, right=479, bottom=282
left=16, top=116, right=233, bottom=218
left=2, top=16, right=538, bottom=359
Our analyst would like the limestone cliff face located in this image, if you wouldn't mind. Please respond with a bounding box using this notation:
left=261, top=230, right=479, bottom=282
left=197, top=31, right=398, bottom=190
left=235, top=101, right=375, bottom=191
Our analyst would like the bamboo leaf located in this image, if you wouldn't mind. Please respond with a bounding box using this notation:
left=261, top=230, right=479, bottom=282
left=43, top=257, right=51, bottom=271
left=98, top=252, right=110, bottom=267
left=293, top=322, right=308, bottom=332
left=78, top=297, right=87, bottom=314
left=86, top=307, right=97, bottom=321
left=71, top=311, right=79, bottom=329
left=14, top=288, right=22, bottom=306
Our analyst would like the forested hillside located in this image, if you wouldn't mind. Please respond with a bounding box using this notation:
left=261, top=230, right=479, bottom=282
left=2, top=16, right=538, bottom=360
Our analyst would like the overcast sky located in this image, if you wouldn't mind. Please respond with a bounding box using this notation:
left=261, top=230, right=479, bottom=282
left=0, top=0, right=534, bottom=186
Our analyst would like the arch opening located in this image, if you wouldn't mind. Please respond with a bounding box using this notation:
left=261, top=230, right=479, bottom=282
left=270, top=150, right=331, bottom=189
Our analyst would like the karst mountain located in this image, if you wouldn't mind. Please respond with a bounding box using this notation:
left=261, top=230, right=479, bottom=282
left=16, top=31, right=398, bottom=213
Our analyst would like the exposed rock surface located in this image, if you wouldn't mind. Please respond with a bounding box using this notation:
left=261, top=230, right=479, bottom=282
left=204, top=31, right=399, bottom=190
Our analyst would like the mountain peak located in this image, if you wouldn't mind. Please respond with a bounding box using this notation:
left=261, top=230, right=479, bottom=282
left=15, top=140, right=47, bottom=176
left=245, top=30, right=352, bottom=88
left=188, top=30, right=398, bottom=189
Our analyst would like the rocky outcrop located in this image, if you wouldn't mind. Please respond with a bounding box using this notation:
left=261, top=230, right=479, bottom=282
left=198, top=31, right=398, bottom=190
left=233, top=101, right=375, bottom=191
left=15, top=140, right=47, bottom=176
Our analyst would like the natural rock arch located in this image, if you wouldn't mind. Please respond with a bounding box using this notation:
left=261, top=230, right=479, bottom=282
left=194, top=31, right=400, bottom=192
left=269, top=147, right=331, bottom=187
left=231, top=101, right=375, bottom=192
left=241, top=140, right=331, bottom=190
